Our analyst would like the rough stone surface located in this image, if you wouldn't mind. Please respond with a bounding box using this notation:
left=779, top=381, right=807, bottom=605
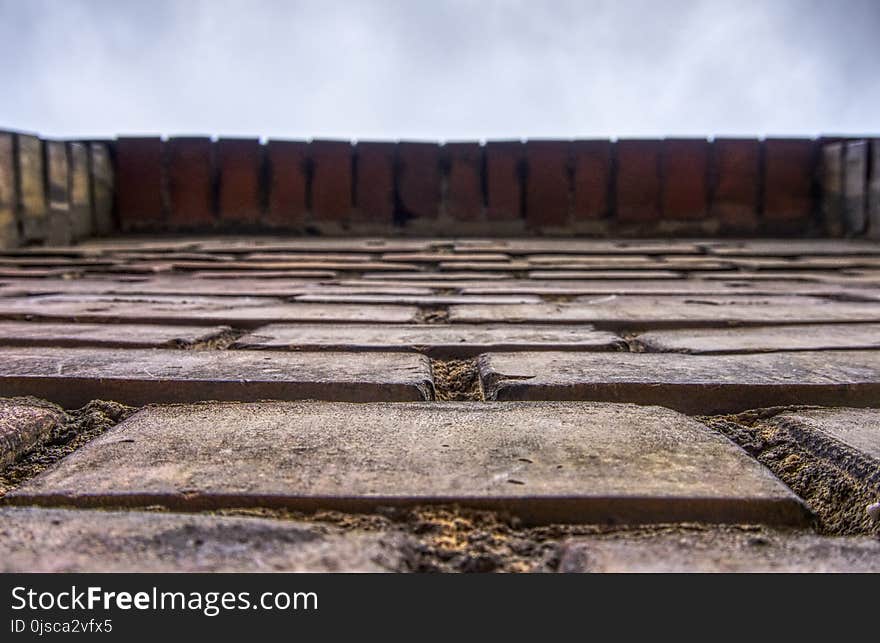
left=635, top=323, right=880, bottom=353
left=0, top=400, right=63, bottom=468
left=479, top=350, right=880, bottom=413
left=0, top=321, right=230, bottom=348
left=235, top=323, right=625, bottom=356
left=9, top=401, right=807, bottom=526
left=558, top=527, right=880, bottom=572
left=0, top=507, right=408, bottom=572
left=0, top=348, right=433, bottom=406
left=768, top=407, right=880, bottom=462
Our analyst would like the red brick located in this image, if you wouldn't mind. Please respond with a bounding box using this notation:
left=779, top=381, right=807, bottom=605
left=166, top=137, right=214, bottom=229
left=616, top=140, right=661, bottom=223
left=662, top=138, right=708, bottom=220
left=764, top=138, right=815, bottom=226
left=355, top=142, right=395, bottom=224
left=310, top=140, right=352, bottom=222
left=216, top=138, right=261, bottom=225
left=572, top=140, right=611, bottom=220
left=444, top=142, right=483, bottom=221
left=525, top=140, right=570, bottom=227
left=115, top=137, right=164, bottom=230
left=397, top=142, right=440, bottom=221
left=486, top=141, right=523, bottom=221
left=265, top=140, right=308, bottom=228
left=712, top=138, right=760, bottom=231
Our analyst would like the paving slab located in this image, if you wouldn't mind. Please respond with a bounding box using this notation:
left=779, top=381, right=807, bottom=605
left=243, top=252, right=377, bottom=262
left=0, top=321, right=228, bottom=348
left=0, top=348, right=433, bottom=406
left=461, top=280, right=852, bottom=296
left=193, top=237, right=435, bottom=253
left=437, top=261, right=531, bottom=271
left=234, top=324, right=625, bottom=356
left=558, top=527, right=880, bottom=572
left=8, top=401, right=807, bottom=526
left=765, top=407, right=880, bottom=463
left=526, top=254, right=656, bottom=265
left=527, top=270, right=682, bottom=280
left=449, top=296, right=880, bottom=327
left=0, top=400, right=63, bottom=468
left=636, top=324, right=880, bottom=354
left=478, top=350, right=880, bottom=413
left=2, top=278, right=431, bottom=298
left=168, top=260, right=422, bottom=272
left=0, top=267, right=78, bottom=278
left=192, top=270, right=338, bottom=279
left=706, top=240, right=880, bottom=256
left=293, top=294, right=542, bottom=305
left=380, top=252, right=513, bottom=262
left=0, top=296, right=419, bottom=326
left=0, top=507, right=408, bottom=572
left=359, top=271, right=511, bottom=281
left=454, top=239, right=703, bottom=255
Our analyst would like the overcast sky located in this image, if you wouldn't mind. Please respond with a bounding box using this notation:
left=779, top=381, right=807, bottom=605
left=1, top=0, right=878, bottom=141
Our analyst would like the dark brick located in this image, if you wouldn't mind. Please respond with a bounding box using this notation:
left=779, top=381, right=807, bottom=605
left=89, top=143, right=114, bottom=235
left=869, top=139, right=880, bottom=239
left=444, top=142, right=483, bottom=221
left=166, top=136, right=214, bottom=229
left=843, top=140, right=868, bottom=235
left=616, top=139, right=661, bottom=223
left=662, top=138, right=709, bottom=220
left=764, top=138, right=815, bottom=227
left=821, top=142, right=844, bottom=236
left=310, top=140, right=352, bottom=222
left=265, top=139, right=308, bottom=228
left=713, top=138, right=760, bottom=231
left=397, top=142, right=441, bottom=222
left=216, top=138, right=261, bottom=225
left=355, top=142, right=395, bottom=224
left=571, top=140, right=611, bottom=220
left=68, top=142, right=92, bottom=240
left=16, top=135, right=48, bottom=242
left=115, top=137, right=164, bottom=230
left=44, top=140, right=71, bottom=245
left=486, top=141, right=523, bottom=221
left=525, top=140, right=570, bottom=227
left=0, top=132, right=16, bottom=249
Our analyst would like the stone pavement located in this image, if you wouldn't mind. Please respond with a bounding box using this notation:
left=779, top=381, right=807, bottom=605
left=1, top=236, right=879, bottom=572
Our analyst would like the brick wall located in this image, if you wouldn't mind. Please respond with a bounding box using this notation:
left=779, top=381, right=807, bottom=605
left=1, top=130, right=879, bottom=247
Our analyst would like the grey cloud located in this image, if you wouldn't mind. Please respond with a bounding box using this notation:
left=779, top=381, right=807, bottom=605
left=0, top=0, right=877, bottom=139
